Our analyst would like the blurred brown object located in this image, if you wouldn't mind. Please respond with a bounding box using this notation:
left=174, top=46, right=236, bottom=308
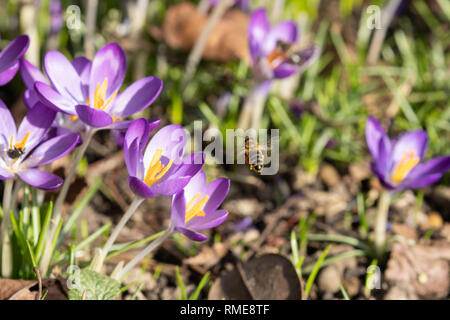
left=163, top=2, right=250, bottom=63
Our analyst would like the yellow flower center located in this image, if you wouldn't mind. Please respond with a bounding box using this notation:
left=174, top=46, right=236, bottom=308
left=144, top=148, right=173, bottom=187
left=92, top=78, right=118, bottom=111
left=391, top=150, right=420, bottom=184
left=10, top=132, right=30, bottom=150
left=185, top=192, right=209, bottom=223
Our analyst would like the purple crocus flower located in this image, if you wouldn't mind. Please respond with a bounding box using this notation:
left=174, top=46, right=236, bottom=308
left=210, top=0, right=250, bottom=12
left=20, top=58, right=86, bottom=135
left=0, top=35, right=29, bottom=86
left=0, top=99, right=80, bottom=190
left=50, top=0, right=63, bottom=35
left=124, top=119, right=204, bottom=198
left=366, top=116, right=450, bottom=191
left=33, top=43, right=163, bottom=130
left=248, top=8, right=319, bottom=81
left=170, top=169, right=230, bottom=241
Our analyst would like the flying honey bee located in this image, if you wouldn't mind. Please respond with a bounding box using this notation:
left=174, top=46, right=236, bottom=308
left=244, top=136, right=266, bottom=174
left=267, top=40, right=309, bottom=70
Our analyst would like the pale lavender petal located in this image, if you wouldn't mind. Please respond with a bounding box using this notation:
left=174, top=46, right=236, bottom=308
left=110, top=76, right=163, bottom=118
left=0, top=166, right=14, bottom=180
left=72, top=56, right=92, bottom=98
left=19, top=59, right=47, bottom=89
left=262, top=21, right=298, bottom=56
left=183, top=169, right=207, bottom=203
left=17, top=102, right=56, bottom=151
left=149, top=176, right=192, bottom=196
left=75, top=105, right=113, bottom=128
left=89, top=43, right=126, bottom=103
left=390, top=131, right=428, bottom=167
left=18, top=168, right=62, bottom=190
left=34, top=81, right=76, bottom=114
left=44, top=50, right=84, bottom=104
left=248, top=8, right=270, bottom=61
left=143, top=125, right=187, bottom=167
left=187, top=209, right=228, bottom=230
left=0, top=98, right=17, bottom=147
left=366, top=116, right=391, bottom=174
left=22, top=132, right=80, bottom=167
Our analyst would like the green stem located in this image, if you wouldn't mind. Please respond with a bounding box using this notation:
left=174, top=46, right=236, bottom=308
left=39, top=128, right=96, bottom=276
left=1, top=179, right=14, bottom=277
left=237, top=81, right=269, bottom=130
left=374, top=189, right=391, bottom=258
left=119, top=227, right=174, bottom=280
left=91, top=197, right=144, bottom=272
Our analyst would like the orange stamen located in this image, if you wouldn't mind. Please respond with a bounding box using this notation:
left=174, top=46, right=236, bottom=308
left=10, top=132, right=30, bottom=150
left=143, top=148, right=173, bottom=187
left=391, top=150, right=420, bottom=184
left=185, top=193, right=209, bottom=223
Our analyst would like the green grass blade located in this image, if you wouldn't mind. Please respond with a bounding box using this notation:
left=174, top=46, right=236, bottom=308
left=35, top=201, right=53, bottom=261
left=339, top=284, right=350, bottom=300
left=73, top=222, right=111, bottom=253
left=189, top=272, right=210, bottom=300
left=304, top=245, right=331, bottom=299
left=175, top=266, right=187, bottom=300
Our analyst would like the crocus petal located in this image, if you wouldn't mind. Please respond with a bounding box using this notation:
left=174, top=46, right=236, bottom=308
left=183, top=170, right=207, bottom=202
left=22, top=132, right=80, bottom=168
left=23, top=89, right=40, bottom=109
left=365, top=116, right=391, bottom=175
left=110, top=118, right=161, bottom=131
left=18, top=169, right=62, bottom=190
left=248, top=8, right=270, bottom=61
left=143, top=125, right=187, bottom=166
left=175, top=227, right=207, bottom=242
left=187, top=209, right=228, bottom=230
left=400, top=156, right=450, bottom=189
left=34, top=81, right=76, bottom=114
left=203, top=178, right=231, bottom=214
left=17, top=102, right=56, bottom=151
left=72, top=56, right=92, bottom=97
left=110, top=76, right=163, bottom=118
left=0, top=62, right=19, bottom=85
left=0, top=35, right=29, bottom=72
left=127, top=176, right=154, bottom=198
left=89, top=43, right=126, bottom=102
left=19, top=59, right=47, bottom=90
left=124, top=138, right=140, bottom=177
left=148, top=176, right=192, bottom=196
left=273, top=62, right=299, bottom=79
left=390, top=131, right=428, bottom=166
left=44, top=50, right=84, bottom=104
left=168, top=153, right=205, bottom=181
left=0, top=166, right=14, bottom=180
left=170, top=191, right=187, bottom=228
left=273, top=45, right=320, bottom=78
left=75, top=105, right=113, bottom=128
left=262, top=21, right=298, bottom=55
left=0, top=98, right=17, bottom=147
left=125, top=118, right=151, bottom=153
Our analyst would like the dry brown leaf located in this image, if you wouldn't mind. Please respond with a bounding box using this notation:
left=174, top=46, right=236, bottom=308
left=185, top=243, right=228, bottom=270
left=0, top=279, right=36, bottom=300
left=163, top=2, right=250, bottom=63
left=385, top=241, right=450, bottom=299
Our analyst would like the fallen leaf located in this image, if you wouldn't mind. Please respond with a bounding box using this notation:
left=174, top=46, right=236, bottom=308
left=385, top=241, right=450, bottom=299
left=185, top=243, right=228, bottom=270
